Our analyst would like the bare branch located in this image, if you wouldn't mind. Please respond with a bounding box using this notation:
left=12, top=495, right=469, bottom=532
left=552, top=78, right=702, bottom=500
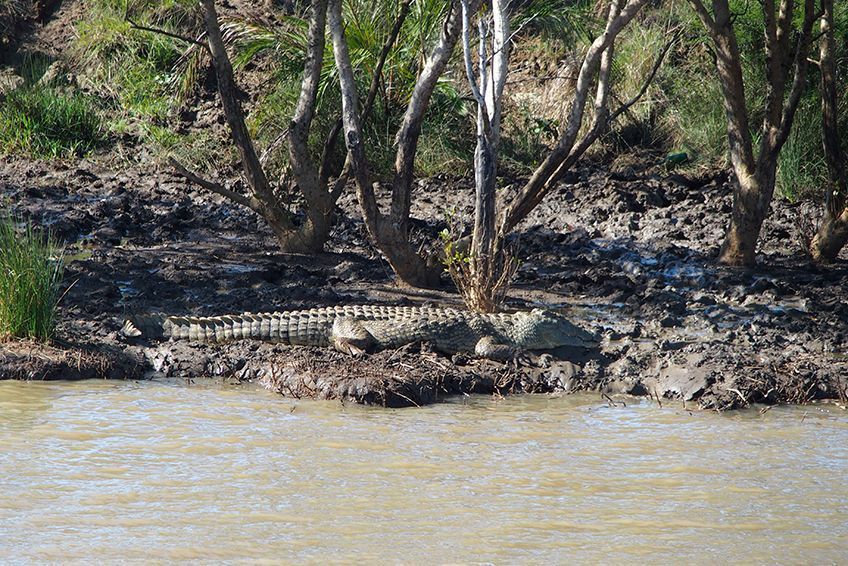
left=328, top=0, right=376, bottom=221
left=319, top=0, right=413, bottom=184
left=390, top=0, right=482, bottom=226
left=259, top=128, right=290, bottom=167
left=500, top=0, right=651, bottom=234
left=487, top=0, right=510, bottom=140
left=546, top=31, right=676, bottom=185
left=126, top=17, right=209, bottom=50
left=688, top=0, right=717, bottom=37
left=361, top=0, right=412, bottom=127
left=330, top=0, right=447, bottom=287
left=608, top=27, right=681, bottom=124
left=288, top=0, right=329, bottom=205
left=198, top=0, right=275, bottom=205
left=169, top=157, right=262, bottom=213
left=773, top=0, right=818, bottom=154
left=461, top=0, right=485, bottom=107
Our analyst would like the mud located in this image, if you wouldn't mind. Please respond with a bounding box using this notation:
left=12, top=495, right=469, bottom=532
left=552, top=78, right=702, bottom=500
left=0, top=338, right=142, bottom=381
left=2, top=152, right=847, bottom=410
left=2, top=0, right=847, bottom=409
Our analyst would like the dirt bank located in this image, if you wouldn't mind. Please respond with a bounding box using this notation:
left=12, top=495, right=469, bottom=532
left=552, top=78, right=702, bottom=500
left=2, top=0, right=846, bottom=409
left=2, top=153, right=847, bottom=410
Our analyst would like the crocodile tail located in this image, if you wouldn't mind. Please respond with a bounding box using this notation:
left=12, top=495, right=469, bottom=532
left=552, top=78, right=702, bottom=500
left=122, top=315, right=169, bottom=339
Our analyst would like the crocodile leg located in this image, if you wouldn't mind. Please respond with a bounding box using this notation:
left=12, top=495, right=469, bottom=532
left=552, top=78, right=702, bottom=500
left=331, top=317, right=377, bottom=355
left=474, top=336, right=521, bottom=361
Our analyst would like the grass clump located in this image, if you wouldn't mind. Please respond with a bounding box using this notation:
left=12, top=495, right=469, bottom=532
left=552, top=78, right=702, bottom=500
left=0, top=216, right=64, bottom=341
left=776, top=97, right=828, bottom=201
left=72, top=0, right=200, bottom=154
left=0, top=81, right=103, bottom=158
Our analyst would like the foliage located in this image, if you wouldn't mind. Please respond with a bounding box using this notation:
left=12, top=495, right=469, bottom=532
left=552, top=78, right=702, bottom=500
left=0, top=215, right=64, bottom=341
left=512, top=0, right=592, bottom=44
left=63, top=0, right=848, bottom=201
left=72, top=0, right=201, bottom=152
left=777, top=97, right=828, bottom=201
left=440, top=216, right=518, bottom=313
left=0, top=82, right=103, bottom=158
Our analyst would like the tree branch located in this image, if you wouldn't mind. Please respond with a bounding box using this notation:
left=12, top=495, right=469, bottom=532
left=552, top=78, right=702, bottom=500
left=169, top=158, right=263, bottom=213
left=772, top=0, right=818, bottom=154
left=688, top=0, right=717, bottom=38
left=318, top=0, right=413, bottom=184
left=461, top=0, right=485, bottom=107
left=328, top=0, right=377, bottom=222
left=198, top=0, right=292, bottom=229
left=288, top=0, right=329, bottom=206
left=389, top=0, right=482, bottom=227
left=500, top=0, right=650, bottom=234
left=126, top=16, right=209, bottom=50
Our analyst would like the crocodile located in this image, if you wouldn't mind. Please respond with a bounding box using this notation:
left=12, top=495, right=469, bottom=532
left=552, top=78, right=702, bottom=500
left=122, top=305, right=597, bottom=359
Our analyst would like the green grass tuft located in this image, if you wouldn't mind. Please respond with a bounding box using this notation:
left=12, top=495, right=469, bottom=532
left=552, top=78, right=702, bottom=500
left=0, top=215, right=64, bottom=341
left=777, top=97, right=828, bottom=201
left=0, top=84, right=103, bottom=158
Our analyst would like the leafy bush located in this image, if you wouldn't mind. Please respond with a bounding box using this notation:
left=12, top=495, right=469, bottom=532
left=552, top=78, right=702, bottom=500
left=0, top=216, right=64, bottom=341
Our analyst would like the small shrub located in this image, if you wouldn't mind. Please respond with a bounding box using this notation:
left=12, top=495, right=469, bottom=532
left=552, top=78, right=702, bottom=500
left=0, top=85, right=103, bottom=157
left=0, top=216, right=64, bottom=341
left=440, top=217, right=518, bottom=314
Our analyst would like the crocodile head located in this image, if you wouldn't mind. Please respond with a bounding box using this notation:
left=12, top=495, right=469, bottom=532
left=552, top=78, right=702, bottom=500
left=515, top=308, right=598, bottom=350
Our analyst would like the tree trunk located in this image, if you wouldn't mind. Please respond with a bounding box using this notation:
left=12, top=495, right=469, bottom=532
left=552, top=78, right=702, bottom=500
left=328, top=0, right=466, bottom=288
left=196, top=0, right=332, bottom=254
left=718, top=164, right=776, bottom=265
left=811, top=210, right=848, bottom=262
left=809, top=0, right=848, bottom=262
left=497, top=0, right=649, bottom=235
left=456, top=0, right=510, bottom=311
left=198, top=0, right=290, bottom=232
left=690, top=0, right=815, bottom=266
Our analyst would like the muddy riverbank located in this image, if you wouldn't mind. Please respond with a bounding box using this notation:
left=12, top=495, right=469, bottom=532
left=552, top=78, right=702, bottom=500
left=2, top=155, right=847, bottom=410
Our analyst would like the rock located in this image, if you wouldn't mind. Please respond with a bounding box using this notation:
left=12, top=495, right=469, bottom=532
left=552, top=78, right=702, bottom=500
left=0, top=67, right=23, bottom=96
left=659, top=315, right=679, bottom=328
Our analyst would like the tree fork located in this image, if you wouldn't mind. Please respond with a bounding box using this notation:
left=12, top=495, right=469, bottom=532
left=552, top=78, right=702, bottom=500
left=329, top=0, right=475, bottom=288
left=690, top=0, right=816, bottom=266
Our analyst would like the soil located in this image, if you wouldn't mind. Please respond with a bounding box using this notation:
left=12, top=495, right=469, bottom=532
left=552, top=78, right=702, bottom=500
left=2, top=0, right=847, bottom=410
left=2, top=153, right=847, bottom=410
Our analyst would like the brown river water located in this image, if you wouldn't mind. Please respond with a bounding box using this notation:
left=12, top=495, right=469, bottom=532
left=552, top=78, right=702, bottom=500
left=1, top=380, right=847, bottom=564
